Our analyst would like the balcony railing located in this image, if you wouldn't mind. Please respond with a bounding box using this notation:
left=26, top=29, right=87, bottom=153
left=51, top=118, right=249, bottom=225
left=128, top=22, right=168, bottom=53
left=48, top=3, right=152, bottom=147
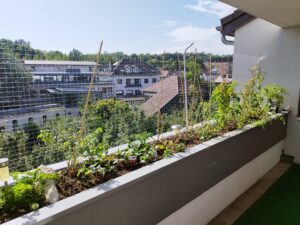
left=125, top=83, right=142, bottom=88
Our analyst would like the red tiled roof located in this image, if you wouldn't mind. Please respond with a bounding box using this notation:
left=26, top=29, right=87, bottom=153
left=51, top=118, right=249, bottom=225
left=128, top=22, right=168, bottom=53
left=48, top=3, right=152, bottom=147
left=142, top=76, right=179, bottom=116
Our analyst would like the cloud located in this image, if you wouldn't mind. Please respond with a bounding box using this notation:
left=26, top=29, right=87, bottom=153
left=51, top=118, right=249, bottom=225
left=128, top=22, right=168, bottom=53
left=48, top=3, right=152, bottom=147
left=167, top=25, right=216, bottom=42
left=185, top=0, right=235, bottom=17
left=166, top=25, right=233, bottom=54
left=163, top=20, right=178, bottom=27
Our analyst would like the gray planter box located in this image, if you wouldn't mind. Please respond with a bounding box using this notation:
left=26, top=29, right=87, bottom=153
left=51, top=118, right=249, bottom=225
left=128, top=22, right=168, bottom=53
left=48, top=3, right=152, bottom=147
left=4, top=115, right=288, bottom=225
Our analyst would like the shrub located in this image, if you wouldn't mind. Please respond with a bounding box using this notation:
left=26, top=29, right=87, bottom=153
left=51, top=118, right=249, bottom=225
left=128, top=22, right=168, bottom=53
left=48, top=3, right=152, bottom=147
left=0, top=170, right=58, bottom=212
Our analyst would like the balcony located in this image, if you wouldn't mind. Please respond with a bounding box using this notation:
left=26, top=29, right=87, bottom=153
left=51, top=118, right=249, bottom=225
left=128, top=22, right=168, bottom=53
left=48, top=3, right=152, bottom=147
left=0, top=113, right=289, bottom=225
left=125, top=83, right=142, bottom=88
left=0, top=4, right=298, bottom=222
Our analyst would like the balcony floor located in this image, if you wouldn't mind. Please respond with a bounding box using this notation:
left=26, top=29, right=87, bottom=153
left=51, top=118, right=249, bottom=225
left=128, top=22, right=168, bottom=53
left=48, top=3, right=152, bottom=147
left=208, top=162, right=294, bottom=225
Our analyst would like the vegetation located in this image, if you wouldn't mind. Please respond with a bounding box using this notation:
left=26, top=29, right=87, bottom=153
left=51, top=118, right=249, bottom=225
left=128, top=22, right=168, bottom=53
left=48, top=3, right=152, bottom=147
left=0, top=38, right=232, bottom=72
left=0, top=169, right=57, bottom=221
left=0, top=65, right=288, bottom=223
left=0, top=40, right=32, bottom=110
left=0, top=130, right=31, bottom=171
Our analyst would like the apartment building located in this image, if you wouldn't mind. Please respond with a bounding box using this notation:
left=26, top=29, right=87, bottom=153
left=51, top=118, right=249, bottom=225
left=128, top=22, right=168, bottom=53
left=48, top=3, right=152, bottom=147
left=24, top=60, right=114, bottom=105
left=99, top=57, right=161, bottom=98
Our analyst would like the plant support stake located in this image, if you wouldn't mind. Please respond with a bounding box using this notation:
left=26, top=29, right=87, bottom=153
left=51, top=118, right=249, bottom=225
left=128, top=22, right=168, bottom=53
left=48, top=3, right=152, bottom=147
left=183, top=42, right=194, bottom=128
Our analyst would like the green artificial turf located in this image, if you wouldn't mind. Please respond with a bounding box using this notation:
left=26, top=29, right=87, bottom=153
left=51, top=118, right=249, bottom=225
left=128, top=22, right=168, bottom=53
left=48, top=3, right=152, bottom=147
left=234, top=164, right=300, bottom=225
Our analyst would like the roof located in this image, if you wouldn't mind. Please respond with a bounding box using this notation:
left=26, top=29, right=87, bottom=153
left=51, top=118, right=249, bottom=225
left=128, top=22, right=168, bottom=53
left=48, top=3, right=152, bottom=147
left=216, top=10, right=256, bottom=37
left=203, top=62, right=230, bottom=77
left=214, top=74, right=233, bottom=84
left=160, top=70, right=170, bottom=78
left=111, top=58, right=160, bottom=76
left=24, top=60, right=97, bottom=66
left=141, top=76, right=179, bottom=116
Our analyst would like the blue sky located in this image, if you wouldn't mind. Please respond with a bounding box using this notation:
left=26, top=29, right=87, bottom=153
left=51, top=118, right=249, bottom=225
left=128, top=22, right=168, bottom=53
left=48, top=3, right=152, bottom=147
left=0, top=0, right=235, bottom=54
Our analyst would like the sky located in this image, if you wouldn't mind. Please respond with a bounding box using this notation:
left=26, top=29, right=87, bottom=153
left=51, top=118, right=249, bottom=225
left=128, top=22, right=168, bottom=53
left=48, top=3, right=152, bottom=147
left=0, top=0, right=236, bottom=55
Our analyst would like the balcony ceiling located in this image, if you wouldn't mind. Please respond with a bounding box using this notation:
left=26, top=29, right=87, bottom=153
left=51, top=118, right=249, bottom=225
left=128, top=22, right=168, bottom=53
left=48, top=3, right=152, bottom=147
left=220, top=0, right=300, bottom=27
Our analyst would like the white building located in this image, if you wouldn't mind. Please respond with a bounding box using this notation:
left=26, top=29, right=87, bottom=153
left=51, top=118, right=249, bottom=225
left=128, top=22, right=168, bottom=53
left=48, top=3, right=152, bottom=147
left=100, top=58, right=161, bottom=98
left=218, top=1, right=300, bottom=163
left=24, top=60, right=113, bottom=100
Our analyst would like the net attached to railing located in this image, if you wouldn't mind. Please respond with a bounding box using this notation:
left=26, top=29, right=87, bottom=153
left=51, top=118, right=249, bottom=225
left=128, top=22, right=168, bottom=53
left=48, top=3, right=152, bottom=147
left=0, top=39, right=232, bottom=172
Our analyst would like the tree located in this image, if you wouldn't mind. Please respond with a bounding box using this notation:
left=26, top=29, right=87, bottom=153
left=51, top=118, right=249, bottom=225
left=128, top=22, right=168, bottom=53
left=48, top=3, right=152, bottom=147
left=0, top=42, right=32, bottom=110
left=69, top=49, right=83, bottom=61
left=87, top=99, right=157, bottom=147
left=0, top=130, right=31, bottom=171
left=23, top=122, right=41, bottom=150
left=30, top=117, right=80, bottom=168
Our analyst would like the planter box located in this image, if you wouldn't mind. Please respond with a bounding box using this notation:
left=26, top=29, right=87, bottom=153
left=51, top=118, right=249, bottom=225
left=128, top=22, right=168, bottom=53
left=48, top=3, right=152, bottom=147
left=4, top=115, right=288, bottom=225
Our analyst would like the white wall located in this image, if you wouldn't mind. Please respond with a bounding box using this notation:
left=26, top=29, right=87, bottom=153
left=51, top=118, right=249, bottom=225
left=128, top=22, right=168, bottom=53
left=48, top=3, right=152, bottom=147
left=232, top=18, right=300, bottom=163
left=113, top=75, right=160, bottom=96
left=158, top=140, right=283, bottom=225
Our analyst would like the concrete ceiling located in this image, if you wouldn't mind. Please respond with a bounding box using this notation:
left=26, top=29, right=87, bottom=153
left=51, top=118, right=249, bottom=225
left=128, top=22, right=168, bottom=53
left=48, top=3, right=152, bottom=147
left=220, top=0, right=300, bottom=27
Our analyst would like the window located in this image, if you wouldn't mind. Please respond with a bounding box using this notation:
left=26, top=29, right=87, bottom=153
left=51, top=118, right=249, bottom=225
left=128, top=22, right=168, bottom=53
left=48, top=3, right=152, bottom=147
left=56, top=113, right=60, bottom=118
left=117, top=79, right=123, bottom=84
left=40, top=89, right=47, bottom=94
left=144, top=79, right=149, bottom=84
left=116, top=90, right=124, bottom=96
left=134, top=79, right=141, bottom=85
left=28, top=117, right=33, bottom=122
left=133, top=66, right=140, bottom=73
left=42, top=115, right=47, bottom=124
left=107, top=87, right=113, bottom=93
left=125, top=67, right=132, bottom=73
left=135, top=90, right=142, bottom=96
left=152, top=78, right=157, bottom=83
left=12, top=120, right=18, bottom=130
left=126, top=79, right=131, bottom=85
left=126, top=90, right=134, bottom=96
left=44, top=76, right=54, bottom=82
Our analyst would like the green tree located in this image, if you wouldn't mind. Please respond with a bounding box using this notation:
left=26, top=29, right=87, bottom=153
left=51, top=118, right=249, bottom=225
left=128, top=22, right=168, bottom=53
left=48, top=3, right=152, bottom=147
left=0, top=130, right=30, bottom=171
left=30, top=117, right=80, bottom=167
left=23, top=122, right=41, bottom=150
left=69, top=49, right=83, bottom=61
left=0, top=42, right=32, bottom=110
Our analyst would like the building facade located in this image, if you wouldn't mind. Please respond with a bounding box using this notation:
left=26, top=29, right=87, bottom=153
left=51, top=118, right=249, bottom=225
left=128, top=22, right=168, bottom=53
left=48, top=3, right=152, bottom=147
left=24, top=60, right=114, bottom=105
left=99, top=58, right=161, bottom=99
left=218, top=1, right=300, bottom=163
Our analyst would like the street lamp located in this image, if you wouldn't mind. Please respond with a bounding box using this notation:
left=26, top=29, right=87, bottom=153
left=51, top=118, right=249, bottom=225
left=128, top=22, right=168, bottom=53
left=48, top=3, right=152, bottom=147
left=183, top=42, right=194, bottom=128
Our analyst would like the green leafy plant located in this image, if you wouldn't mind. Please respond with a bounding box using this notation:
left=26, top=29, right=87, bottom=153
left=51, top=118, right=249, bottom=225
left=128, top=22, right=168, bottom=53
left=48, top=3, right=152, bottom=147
left=125, top=133, right=156, bottom=164
left=262, top=84, right=288, bottom=111
left=77, top=128, right=116, bottom=177
left=0, top=169, right=58, bottom=213
left=209, top=81, right=240, bottom=130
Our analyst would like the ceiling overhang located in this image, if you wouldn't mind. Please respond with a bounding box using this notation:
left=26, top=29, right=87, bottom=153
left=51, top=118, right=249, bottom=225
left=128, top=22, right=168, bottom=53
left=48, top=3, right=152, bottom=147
left=220, top=0, right=300, bottom=27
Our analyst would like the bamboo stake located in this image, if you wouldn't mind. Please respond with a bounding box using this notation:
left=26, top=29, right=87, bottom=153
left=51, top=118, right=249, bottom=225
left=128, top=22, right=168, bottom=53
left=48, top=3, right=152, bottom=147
left=70, top=40, right=103, bottom=168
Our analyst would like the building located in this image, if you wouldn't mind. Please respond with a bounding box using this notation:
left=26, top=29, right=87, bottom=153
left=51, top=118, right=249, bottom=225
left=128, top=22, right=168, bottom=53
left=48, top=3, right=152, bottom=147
left=142, top=76, right=180, bottom=116
left=217, top=1, right=300, bottom=163
left=24, top=60, right=114, bottom=107
left=0, top=104, right=70, bottom=131
left=99, top=57, right=161, bottom=99
left=0, top=60, right=114, bottom=131
left=202, top=62, right=232, bottom=83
